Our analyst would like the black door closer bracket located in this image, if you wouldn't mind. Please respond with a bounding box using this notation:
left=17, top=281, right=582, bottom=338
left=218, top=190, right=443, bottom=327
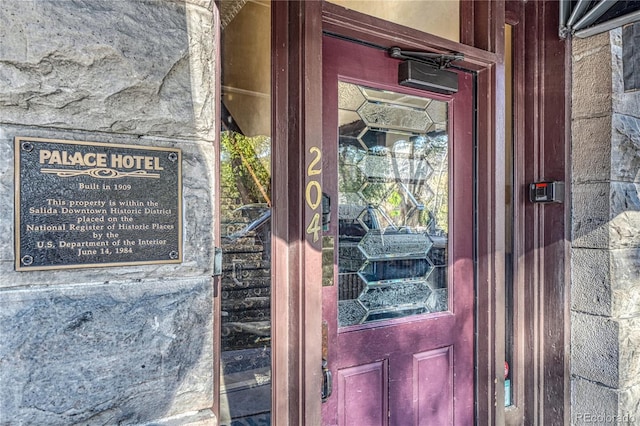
left=388, top=47, right=464, bottom=69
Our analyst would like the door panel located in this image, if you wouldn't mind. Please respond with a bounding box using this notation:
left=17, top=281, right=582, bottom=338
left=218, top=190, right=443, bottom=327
left=413, top=346, right=453, bottom=424
left=322, top=35, right=474, bottom=425
left=337, top=360, right=389, bottom=426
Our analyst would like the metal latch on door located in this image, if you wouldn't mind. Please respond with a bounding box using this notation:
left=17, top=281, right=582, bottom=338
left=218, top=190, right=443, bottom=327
left=321, top=358, right=332, bottom=402
left=321, top=320, right=332, bottom=402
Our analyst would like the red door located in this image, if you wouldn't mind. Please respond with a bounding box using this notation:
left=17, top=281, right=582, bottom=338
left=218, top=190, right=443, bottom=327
left=321, top=36, right=475, bottom=425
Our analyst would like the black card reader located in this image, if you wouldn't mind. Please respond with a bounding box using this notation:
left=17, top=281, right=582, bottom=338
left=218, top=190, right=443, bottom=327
left=529, top=181, right=564, bottom=203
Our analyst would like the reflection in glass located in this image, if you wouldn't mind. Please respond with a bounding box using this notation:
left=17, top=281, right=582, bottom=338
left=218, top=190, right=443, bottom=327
left=337, top=82, right=449, bottom=327
left=359, top=259, right=433, bottom=284
left=220, top=1, right=271, bottom=424
left=505, top=23, right=514, bottom=408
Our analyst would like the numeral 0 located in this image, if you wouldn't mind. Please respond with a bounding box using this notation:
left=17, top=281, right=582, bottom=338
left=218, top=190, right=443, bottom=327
left=305, top=180, right=322, bottom=210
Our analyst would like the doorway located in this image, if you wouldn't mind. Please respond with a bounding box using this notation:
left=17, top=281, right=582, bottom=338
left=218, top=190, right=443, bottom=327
left=321, top=35, right=476, bottom=425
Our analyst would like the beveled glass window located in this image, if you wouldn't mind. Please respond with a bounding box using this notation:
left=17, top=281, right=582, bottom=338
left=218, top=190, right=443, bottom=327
left=337, top=82, right=449, bottom=327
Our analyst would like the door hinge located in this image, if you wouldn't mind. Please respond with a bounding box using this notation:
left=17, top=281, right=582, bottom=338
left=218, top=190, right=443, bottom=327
left=213, top=247, right=223, bottom=277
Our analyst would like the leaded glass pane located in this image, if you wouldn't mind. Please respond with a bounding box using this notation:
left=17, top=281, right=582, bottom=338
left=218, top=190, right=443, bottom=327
left=337, top=82, right=449, bottom=327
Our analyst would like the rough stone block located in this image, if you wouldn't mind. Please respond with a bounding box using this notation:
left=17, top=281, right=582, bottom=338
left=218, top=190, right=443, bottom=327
left=611, top=248, right=640, bottom=317
left=612, top=28, right=640, bottom=120
left=609, top=181, right=640, bottom=249
left=0, top=132, right=12, bottom=264
left=572, top=313, right=640, bottom=391
left=572, top=31, right=611, bottom=60
left=182, top=0, right=217, bottom=141
left=153, top=408, right=216, bottom=425
left=613, top=286, right=640, bottom=319
left=572, top=182, right=611, bottom=249
left=571, top=377, right=619, bottom=425
left=571, top=311, right=619, bottom=388
left=619, top=382, right=640, bottom=425
left=0, top=124, right=215, bottom=288
left=618, top=317, right=640, bottom=389
left=0, top=278, right=214, bottom=425
left=612, top=113, right=640, bottom=183
left=572, top=32, right=612, bottom=119
left=612, top=28, right=624, bottom=94
left=573, top=181, right=640, bottom=250
left=571, top=248, right=611, bottom=316
left=182, top=0, right=214, bottom=11
left=0, top=0, right=216, bottom=140
left=571, top=115, right=612, bottom=184
left=571, top=377, right=639, bottom=425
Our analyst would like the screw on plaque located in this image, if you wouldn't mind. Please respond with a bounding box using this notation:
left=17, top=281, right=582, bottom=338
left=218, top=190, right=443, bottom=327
left=21, top=255, right=34, bottom=266
left=21, top=142, right=34, bottom=152
left=169, top=251, right=179, bottom=259
left=168, top=152, right=178, bottom=162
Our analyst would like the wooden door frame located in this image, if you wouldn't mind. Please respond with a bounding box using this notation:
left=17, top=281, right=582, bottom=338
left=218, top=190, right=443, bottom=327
left=465, top=1, right=569, bottom=424
left=503, top=2, right=570, bottom=424
left=264, top=1, right=567, bottom=424
left=271, top=1, right=324, bottom=425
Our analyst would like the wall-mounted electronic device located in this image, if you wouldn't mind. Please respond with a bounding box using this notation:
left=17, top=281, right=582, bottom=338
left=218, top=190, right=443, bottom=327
left=529, top=181, right=565, bottom=203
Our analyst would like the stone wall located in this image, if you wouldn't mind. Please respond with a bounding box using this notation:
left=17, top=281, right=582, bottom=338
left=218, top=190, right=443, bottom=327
left=0, top=1, right=217, bottom=424
left=571, top=28, right=640, bottom=424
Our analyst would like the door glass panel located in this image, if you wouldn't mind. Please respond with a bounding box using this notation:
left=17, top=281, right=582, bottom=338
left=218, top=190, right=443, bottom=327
left=337, top=82, right=449, bottom=327
left=220, top=1, right=271, bottom=424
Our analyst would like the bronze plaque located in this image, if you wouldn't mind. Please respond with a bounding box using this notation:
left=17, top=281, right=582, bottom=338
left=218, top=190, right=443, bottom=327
left=15, top=137, right=182, bottom=271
